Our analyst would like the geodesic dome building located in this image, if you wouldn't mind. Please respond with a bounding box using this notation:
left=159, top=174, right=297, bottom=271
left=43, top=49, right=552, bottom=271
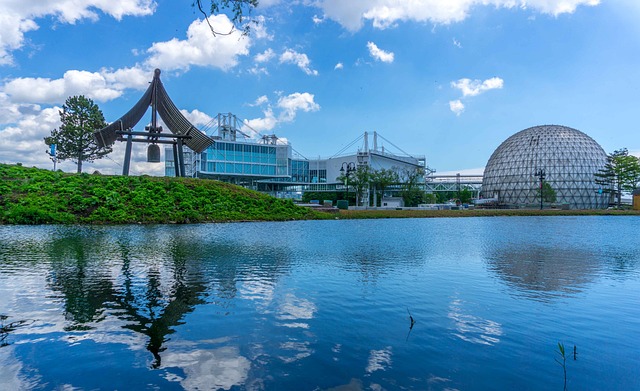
left=481, top=125, right=608, bottom=209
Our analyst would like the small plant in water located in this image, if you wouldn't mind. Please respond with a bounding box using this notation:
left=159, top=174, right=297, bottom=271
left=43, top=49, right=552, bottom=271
left=555, top=342, right=568, bottom=391
left=0, top=314, right=32, bottom=347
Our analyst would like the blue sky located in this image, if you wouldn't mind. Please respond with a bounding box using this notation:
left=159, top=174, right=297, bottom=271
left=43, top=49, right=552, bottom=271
left=1, top=0, right=639, bottom=175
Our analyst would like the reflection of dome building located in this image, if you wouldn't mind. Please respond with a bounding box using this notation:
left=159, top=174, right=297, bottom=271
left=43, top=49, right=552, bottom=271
left=486, top=245, right=600, bottom=301
left=482, top=125, right=608, bottom=209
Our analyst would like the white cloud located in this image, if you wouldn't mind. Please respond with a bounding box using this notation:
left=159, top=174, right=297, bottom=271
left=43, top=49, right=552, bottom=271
left=367, top=41, right=394, bottom=63
left=315, top=0, right=600, bottom=31
left=312, top=14, right=325, bottom=24
left=448, top=77, right=503, bottom=115
left=0, top=0, right=155, bottom=65
left=277, top=92, right=320, bottom=121
left=180, top=109, right=214, bottom=127
left=0, top=104, right=60, bottom=167
left=449, top=100, right=465, bottom=116
left=101, top=66, right=150, bottom=91
left=145, top=16, right=250, bottom=72
left=255, top=48, right=275, bottom=63
left=451, top=77, right=504, bottom=97
left=2, top=68, right=152, bottom=105
left=244, top=108, right=278, bottom=132
left=251, top=15, right=273, bottom=40
left=453, top=38, right=462, bottom=48
left=249, top=95, right=269, bottom=106
left=244, top=92, right=320, bottom=132
left=279, top=49, right=319, bottom=76
left=334, top=62, right=344, bottom=70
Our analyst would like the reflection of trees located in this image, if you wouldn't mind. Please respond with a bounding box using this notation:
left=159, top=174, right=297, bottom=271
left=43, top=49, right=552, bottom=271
left=46, top=230, right=118, bottom=329
left=485, top=245, right=601, bottom=300
left=43, top=227, right=292, bottom=368
left=115, top=239, right=208, bottom=368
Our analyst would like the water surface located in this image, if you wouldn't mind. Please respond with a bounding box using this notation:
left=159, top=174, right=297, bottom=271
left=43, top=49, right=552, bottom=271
left=0, top=217, right=639, bottom=390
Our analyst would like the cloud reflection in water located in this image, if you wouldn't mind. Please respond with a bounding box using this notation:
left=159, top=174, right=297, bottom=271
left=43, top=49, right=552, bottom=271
left=162, top=346, right=250, bottom=391
left=448, top=299, right=502, bottom=346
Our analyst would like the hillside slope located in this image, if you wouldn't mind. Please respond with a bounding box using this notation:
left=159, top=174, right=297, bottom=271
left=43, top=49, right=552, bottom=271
left=0, top=164, right=321, bottom=224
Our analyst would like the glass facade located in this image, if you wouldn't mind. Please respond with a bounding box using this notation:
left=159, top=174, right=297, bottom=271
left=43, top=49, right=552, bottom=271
left=199, top=141, right=289, bottom=177
left=309, top=169, right=327, bottom=183
left=290, top=160, right=310, bottom=182
left=481, top=125, right=609, bottom=209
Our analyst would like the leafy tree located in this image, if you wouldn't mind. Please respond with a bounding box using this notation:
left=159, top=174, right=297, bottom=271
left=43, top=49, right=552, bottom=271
left=337, top=165, right=371, bottom=206
left=44, top=96, right=111, bottom=174
left=533, top=181, right=556, bottom=205
left=399, top=167, right=425, bottom=207
left=423, top=193, right=437, bottom=204
left=371, top=168, right=399, bottom=206
left=595, top=148, right=640, bottom=208
left=458, top=188, right=474, bottom=204
left=194, top=0, right=259, bottom=36
left=541, top=182, right=557, bottom=203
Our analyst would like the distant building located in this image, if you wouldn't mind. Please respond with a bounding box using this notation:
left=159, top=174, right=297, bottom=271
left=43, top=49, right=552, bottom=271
left=165, top=113, right=426, bottom=199
left=481, top=125, right=608, bottom=209
left=381, top=197, right=404, bottom=208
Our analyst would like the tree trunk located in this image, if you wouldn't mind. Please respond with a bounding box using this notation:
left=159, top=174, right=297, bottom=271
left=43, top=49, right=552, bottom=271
left=617, top=188, right=622, bottom=208
left=77, top=148, right=83, bottom=173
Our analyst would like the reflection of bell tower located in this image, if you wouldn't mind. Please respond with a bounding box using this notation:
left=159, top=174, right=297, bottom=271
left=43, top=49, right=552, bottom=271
left=46, top=233, right=209, bottom=369
left=44, top=229, right=294, bottom=370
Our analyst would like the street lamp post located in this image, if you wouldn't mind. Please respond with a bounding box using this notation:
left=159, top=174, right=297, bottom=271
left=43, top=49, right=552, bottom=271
left=535, top=168, right=546, bottom=210
left=340, top=162, right=356, bottom=205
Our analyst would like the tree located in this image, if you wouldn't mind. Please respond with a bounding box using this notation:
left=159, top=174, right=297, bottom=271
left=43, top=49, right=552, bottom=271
left=337, top=165, right=371, bottom=206
left=458, top=188, right=474, bottom=204
left=194, top=0, right=259, bottom=36
left=595, top=148, right=640, bottom=208
left=541, top=182, right=557, bottom=203
left=371, top=168, right=399, bottom=206
left=399, top=167, right=426, bottom=207
left=534, top=181, right=556, bottom=204
left=44, top=96, right=111, bottom=174
left=423, top=193, right=437, bottom=204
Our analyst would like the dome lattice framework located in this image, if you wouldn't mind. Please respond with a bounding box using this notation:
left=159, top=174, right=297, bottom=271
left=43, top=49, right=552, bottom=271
left=482, top=125, right=608, bottom=209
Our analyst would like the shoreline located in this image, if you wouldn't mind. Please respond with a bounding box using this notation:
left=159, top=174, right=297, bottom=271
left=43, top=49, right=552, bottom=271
left=334, top=208, right=640, bottom=219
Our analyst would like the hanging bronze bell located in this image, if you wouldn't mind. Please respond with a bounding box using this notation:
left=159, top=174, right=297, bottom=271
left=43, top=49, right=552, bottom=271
left=147, top=144, right=161, bottom=163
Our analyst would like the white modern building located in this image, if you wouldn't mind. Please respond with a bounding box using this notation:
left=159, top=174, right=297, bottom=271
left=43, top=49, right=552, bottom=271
left=165, top=113, right=426, bottom=199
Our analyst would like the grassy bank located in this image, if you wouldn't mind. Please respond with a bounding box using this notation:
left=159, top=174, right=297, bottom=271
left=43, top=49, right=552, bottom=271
left=2, top=163, right=637, bottom=225
left=0, top=164, right=324, bottom=224
left=337, top=208, right=640, bottom=219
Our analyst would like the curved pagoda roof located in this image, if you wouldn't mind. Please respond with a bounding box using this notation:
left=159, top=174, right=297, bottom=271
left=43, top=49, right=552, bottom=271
left=94, top=69, right=213, bottom=153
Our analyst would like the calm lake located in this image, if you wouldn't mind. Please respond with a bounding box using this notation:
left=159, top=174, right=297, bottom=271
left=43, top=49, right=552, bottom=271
left=0, top=217, right=639, bottom=390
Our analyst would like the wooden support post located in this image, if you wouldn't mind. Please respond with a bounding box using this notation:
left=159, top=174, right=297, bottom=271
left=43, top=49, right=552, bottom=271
left=177, top=139, right=185, bottom=177
left=172, top=143, right=180, bottom=178
left=123, top=133, right=133, bottom=176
